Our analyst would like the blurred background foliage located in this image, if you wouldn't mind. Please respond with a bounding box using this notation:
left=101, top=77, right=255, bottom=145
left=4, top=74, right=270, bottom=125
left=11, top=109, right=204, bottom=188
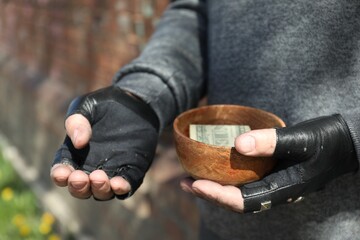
left=0, top=150, right=66, bottom=240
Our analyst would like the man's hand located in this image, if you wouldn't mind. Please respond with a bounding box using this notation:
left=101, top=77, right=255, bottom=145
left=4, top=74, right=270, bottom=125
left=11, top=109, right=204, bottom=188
left=180, top=128, right=275, bottom=212
left=181, top=115, right=359, bottom=213
left=50, top=86, right=159, bottom=200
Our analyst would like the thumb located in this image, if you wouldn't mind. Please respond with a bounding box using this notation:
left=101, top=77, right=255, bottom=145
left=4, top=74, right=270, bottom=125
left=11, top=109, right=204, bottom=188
left=184, top=179, right=244, bottom=213
left=65, top=114, right=92, bottom=149
left=234, top=129, right=277, bottom=157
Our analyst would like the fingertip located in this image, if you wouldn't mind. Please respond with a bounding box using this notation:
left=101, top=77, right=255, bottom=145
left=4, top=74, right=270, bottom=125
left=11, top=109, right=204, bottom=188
left=65, top=114, right=92, bottom=149
left=68, top=170, right=90, bottom=183
left=50, top=164, right=74, bottom=187
left=235, top=134, right=256, bottom=154
left=110, top=176, right=131, bottom=195
left=89, top=169, right=109, bottom=182
left=180, top=177, right=195, bottom=193
left=192, top=180, right=244, bottom=212
left=191, top=179, right=219, bottom=196
left=235, top=129, right=276, bottom=157
left=67, top=170, right=92, bottom=199
left=89, top=170, right=113, bottom=200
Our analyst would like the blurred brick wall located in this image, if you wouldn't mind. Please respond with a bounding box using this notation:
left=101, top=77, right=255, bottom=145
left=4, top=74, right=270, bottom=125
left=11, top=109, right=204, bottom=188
left=0, top=0, right=199, bottom=239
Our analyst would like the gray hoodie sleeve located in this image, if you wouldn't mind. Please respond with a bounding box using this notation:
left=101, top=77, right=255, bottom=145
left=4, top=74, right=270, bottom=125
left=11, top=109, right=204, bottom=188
left=113, top=0, right=207, bottom=130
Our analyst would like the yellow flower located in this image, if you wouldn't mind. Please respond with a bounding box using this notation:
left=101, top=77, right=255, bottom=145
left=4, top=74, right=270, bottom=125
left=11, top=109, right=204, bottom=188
left=19, top=224, right=31, bottom=237
left=39, top=222, right=52, bottom=235
left=1, top=187, right=14, bottom=201
left=12, top=214, right=25, bottom=227
left=41, top=212, right=55, bottom=225
left=48, top=234, right=61, bottom=240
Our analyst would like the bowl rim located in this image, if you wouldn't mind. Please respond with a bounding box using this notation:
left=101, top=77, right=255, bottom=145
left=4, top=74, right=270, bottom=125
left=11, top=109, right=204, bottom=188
left=173, top=104, right=286, bottom=149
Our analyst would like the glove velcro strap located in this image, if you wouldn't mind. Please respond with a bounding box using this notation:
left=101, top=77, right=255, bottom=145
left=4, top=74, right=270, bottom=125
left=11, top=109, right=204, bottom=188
left=240, top=165, right=304, bottom=213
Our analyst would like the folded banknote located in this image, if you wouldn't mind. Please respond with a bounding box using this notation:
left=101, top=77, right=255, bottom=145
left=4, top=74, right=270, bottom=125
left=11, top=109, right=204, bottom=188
left=189, top=124, right=251, bottom=147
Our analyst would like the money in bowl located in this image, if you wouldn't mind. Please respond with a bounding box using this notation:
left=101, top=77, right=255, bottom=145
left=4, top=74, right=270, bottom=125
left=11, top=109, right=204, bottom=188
left=173, top=105, right=285, bottom=185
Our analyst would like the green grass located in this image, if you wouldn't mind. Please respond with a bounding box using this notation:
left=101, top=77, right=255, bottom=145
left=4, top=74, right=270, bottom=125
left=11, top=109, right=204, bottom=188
left=0, top=151, right=61, bottom=240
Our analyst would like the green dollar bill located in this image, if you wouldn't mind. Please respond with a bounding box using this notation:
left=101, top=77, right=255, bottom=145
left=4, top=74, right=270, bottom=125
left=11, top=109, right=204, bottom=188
left=189, top=124, right=251, bottom=147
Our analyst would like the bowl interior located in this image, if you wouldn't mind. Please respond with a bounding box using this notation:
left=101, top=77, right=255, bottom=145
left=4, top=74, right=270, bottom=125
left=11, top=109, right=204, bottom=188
left=174, top=105, right=285, bottom=142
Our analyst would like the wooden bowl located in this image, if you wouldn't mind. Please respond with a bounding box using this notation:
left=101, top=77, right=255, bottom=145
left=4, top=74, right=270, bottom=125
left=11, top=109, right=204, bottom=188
left=173, top=105, right=285, bottom=185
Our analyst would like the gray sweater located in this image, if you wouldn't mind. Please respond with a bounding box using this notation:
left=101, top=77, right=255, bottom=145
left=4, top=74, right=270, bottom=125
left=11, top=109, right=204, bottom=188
left=115, top=0, right=360, bottom=239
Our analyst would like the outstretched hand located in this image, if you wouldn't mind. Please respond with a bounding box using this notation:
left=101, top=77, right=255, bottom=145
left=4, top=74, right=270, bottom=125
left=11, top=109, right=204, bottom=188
left=51, top=114, right=131, bottom=200
left=181, top=115, right=359, bottom=213
left=50, top=86, right=159, bottom=200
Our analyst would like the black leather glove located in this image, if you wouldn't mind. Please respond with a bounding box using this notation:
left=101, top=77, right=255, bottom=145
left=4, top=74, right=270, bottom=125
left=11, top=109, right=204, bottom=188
left=52, top=86, right=159, bottom=199
left=240, top=114, right=359, bottom=213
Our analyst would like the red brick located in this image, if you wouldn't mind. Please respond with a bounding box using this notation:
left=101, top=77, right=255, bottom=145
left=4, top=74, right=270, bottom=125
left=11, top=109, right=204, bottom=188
left=155, top=0, right=169, bottom=17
